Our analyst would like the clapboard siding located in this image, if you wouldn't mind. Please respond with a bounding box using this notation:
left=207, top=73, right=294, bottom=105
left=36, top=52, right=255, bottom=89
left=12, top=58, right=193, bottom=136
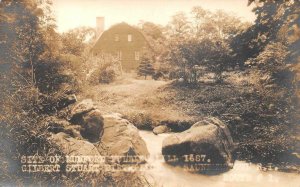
left=92, top=22, right=150, bottom=71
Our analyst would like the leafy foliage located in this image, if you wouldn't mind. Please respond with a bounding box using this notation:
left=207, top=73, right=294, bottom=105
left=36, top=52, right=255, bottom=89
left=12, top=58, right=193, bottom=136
left=162, top=8, right=249, bottom=83
left=60, top=27, right=96, bottom=56
left=152, top=2, right=299, bottom=165
left=230, top=0, right=300, bottom=163
left=0, top=0, right=74, bottom=185
left=88, top=55, right=121, bottom=85
left=233, top=0, right=299, bottom=66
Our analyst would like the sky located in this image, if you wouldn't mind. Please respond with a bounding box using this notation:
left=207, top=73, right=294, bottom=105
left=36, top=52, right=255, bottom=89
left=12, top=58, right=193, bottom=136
left=52, top=0, right=256, bottom=33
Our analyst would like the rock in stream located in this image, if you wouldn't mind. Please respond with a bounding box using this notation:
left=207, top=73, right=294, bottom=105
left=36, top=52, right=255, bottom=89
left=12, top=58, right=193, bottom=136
left=162, top=117, right=235, bottom=173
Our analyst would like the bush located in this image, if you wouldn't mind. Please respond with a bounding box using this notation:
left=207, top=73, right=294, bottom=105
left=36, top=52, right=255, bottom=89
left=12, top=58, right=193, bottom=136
left=99, top=68, right=117, bottom=84
left=89, top=65, right=117, bottom=85
left=87, top=55, right=121, bottom=85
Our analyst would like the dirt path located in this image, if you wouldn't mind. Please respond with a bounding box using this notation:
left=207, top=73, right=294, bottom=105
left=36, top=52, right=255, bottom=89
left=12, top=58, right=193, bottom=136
left=82, top=73, right=195, bottom=123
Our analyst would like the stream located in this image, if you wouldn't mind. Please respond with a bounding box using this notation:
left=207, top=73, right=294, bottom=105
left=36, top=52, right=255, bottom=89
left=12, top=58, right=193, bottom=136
left=139, top=130, right=300, bottom=187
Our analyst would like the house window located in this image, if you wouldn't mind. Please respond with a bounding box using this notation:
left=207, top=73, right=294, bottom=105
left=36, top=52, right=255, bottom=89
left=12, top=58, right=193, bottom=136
left=114, top=34, right=119, bottom=42
left=128, top=34, right=132, bottom=42
left=135, top=51, right=140, bottom=61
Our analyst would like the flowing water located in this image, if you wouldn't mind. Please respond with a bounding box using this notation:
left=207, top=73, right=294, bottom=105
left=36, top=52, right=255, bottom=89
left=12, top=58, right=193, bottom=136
left=139, top=130, right=300, bottom=187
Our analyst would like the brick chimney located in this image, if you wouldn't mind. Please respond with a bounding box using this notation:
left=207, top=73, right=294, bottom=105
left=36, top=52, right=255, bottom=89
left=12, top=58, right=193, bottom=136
left=96, top=17, right=105, bottom=37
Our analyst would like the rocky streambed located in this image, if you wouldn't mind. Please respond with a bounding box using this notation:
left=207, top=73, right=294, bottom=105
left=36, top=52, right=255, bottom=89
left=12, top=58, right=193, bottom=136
left=44, top=98, right=299, bottom=186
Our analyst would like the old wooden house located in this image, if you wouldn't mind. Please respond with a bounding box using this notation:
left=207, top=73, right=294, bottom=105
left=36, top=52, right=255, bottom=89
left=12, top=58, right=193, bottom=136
left=92, top=19, right=151, bottom=72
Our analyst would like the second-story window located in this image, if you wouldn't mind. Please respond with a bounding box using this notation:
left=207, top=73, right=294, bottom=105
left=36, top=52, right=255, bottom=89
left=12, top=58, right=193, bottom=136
left=128, top=34, right=132, bottom=42
left=114, top=34, right=119, bottom=42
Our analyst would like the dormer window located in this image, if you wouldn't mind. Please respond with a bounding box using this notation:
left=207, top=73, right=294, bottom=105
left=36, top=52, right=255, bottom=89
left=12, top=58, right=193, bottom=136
left=114, top=34, right=119, bottom=42
left=128, top=34, right=132, bottom=42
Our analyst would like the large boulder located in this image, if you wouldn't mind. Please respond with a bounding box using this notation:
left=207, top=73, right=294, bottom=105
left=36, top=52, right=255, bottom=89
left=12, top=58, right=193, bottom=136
left=162, top=117, right=235, bottom=173
left=69, top=99, right=104, bottom=143
left=153, top=125, right=171, bottom=135
left=70, top=99, right=95, bottom=121
left=80, top=109, right=104, bottom=143
left=97, top=113, right=149, bottom=163
left=48, top=132, right=100, bottom=156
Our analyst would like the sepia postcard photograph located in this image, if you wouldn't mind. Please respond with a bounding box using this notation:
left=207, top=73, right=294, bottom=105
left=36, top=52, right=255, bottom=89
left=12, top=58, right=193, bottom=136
left=0, top=0, right=299, bottom=186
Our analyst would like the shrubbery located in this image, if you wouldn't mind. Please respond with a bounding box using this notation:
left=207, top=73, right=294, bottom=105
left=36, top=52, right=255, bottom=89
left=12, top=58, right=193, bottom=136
left=88, top=56, right=120, bottom=85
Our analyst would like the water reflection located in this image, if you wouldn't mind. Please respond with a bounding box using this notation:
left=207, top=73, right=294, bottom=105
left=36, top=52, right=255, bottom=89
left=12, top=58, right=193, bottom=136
left=139, top=130, right=300, bottom=187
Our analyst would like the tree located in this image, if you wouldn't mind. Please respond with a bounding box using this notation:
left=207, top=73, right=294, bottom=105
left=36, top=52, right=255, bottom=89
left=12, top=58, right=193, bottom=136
left=167, top=12, right=192, bottom=39
left=0, top=0, right=70, bottom=185
left=0, top=0, right=71, bottom=94
left=233, top=0, right=299, bottom=67
left=164, top=7, right=246, bottom=83
left=242, top=0, right=299, bottom=88
left=60, top=26, right=96, bottom=56
left=137, top=56, right=155, bottom=79
left=140, top=21, right=164, bottom=40
left=229, top=0, right=300, bottom=164
left=139, top=21, right=167, bottom=61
